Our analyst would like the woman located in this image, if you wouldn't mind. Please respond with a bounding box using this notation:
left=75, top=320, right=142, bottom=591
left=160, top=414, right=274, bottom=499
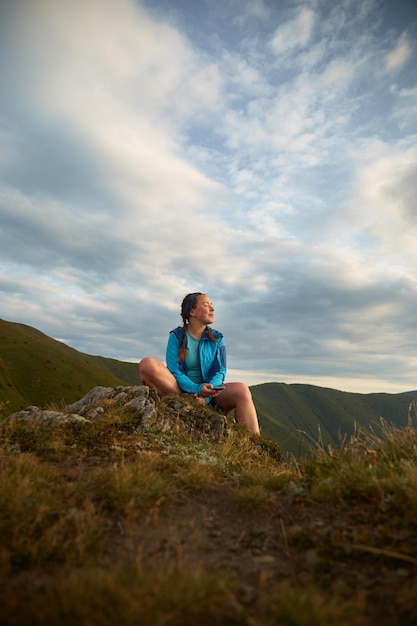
left=139, top=292, right=260, bottom=434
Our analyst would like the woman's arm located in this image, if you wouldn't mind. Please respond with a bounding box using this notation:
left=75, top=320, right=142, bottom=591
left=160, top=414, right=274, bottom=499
left=166, top=332, right=203, bottom=395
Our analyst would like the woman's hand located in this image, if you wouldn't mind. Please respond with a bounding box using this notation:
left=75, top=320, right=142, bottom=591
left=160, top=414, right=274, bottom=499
left=199, top=383, right=222, bottom=399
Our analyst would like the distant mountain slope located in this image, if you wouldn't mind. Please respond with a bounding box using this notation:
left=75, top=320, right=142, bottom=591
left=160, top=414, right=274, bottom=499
left=2, top=319, right=416, bottom=458
left=0, top=319, right=139, bottom=412
left=251, top=382, right=416, bottom=457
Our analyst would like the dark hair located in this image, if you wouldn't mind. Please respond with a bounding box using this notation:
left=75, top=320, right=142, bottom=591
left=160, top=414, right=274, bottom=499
left=181, top=292, right=202, bottom=323
left=178, top=292, right=217, bottom=361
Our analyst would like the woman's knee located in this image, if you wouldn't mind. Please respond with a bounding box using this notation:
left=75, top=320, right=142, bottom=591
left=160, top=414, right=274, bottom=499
left=233, top=382, right=252, bottom=401
left=139, top=357, right=161, bottom=379
left=223, top=382, right=252, bottom=405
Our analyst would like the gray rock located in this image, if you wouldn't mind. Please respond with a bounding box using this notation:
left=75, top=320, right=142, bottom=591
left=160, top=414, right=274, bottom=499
left=125, top=396, right=148, bottom=412
left=5, top=385, right=230, bottom=441
left=65, top=386, right=114, bottom=414
left=5, top=409, right=88, bottom=424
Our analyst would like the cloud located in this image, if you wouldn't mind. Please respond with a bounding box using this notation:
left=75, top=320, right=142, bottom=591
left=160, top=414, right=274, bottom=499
left=0, top=0, right=235, bottom=280
left=0, top=0, right=417, bottom=395
left=386, top=33, right=412, bottom=70
left=346, top=139, right=417, bottom=266
left=269, top=6, right=315, bottom=54
left=233, top=0, right=271, bottom=25
left=391, top=86, right=417, bottom=131
left=1, top=0, right=223, bottom=190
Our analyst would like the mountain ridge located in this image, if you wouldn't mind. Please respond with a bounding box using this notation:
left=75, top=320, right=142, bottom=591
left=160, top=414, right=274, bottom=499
left=1, top=318, right=415, bottom=456
left=0, top=318, right=139, bottom=411
left=251, top=381, right=416, bottom=456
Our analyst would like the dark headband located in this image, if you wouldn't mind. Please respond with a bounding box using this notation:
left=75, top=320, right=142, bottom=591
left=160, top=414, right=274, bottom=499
left=183, top=292, right=201, bottom=321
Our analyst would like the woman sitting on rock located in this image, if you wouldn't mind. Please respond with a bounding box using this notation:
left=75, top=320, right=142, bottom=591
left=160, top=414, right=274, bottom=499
left=139, top=292, right=260, bottom=434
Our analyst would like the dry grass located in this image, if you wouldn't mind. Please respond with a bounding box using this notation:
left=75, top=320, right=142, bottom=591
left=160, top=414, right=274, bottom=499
left=300, top=420, right=417, bottom=514
left=1, top=409, right=417, bottom=625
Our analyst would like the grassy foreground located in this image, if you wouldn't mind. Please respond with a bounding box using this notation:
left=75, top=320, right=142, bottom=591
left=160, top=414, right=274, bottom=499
left=0, top=399, right=416, bottom=626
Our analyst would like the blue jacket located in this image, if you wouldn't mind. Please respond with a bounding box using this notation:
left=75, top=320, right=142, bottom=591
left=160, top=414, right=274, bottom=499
left=166, top=326, right=226, bottom=401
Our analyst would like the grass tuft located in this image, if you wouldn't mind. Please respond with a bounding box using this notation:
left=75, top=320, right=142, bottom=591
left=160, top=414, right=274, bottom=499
left=1, top=406, right=417, bottom=625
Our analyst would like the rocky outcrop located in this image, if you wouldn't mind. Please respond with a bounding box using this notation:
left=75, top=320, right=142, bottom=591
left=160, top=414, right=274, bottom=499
left=4, top=385, right=229, bottom=441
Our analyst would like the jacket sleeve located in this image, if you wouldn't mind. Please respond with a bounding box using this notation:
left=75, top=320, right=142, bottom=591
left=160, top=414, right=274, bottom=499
left=166, top=332, right=203, bottom=395
left=205, top=337, right=226, bottom=388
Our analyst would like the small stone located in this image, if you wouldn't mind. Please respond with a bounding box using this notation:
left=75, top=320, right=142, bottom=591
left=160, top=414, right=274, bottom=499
left=252, top=555, right=276, bottom=564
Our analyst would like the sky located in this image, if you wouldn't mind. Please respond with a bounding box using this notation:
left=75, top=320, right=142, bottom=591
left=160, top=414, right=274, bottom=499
left=1, top=0, right=417, bottom=395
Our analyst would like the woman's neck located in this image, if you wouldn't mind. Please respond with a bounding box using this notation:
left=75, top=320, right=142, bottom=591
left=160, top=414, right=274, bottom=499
left=187, top=320, right=206, bottom=340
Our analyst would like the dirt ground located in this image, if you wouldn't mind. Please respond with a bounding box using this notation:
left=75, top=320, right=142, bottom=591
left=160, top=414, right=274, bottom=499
left=108, top=484, right=417, bottom=625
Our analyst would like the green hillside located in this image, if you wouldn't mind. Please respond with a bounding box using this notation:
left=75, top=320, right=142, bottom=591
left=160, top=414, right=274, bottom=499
left=0, top=319, right=139, bottom=412
left=251, top=382, right=416, bottom=457
left=2, top=318, right=416, bottom=458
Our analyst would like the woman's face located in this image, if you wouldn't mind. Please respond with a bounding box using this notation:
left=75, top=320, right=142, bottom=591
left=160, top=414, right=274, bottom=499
left=191, top=294, right=215, bottom=324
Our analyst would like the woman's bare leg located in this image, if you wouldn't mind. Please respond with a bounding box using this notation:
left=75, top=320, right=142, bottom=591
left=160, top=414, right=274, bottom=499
left=138, top=357, right=182, bottom=395
left=214, top=382, right=260, bottom=435
left=139, top=362, right=260, bottom=434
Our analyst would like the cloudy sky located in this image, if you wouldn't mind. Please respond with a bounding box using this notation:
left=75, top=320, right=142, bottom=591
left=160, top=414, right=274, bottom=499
left=1, top=0, right=417, bottom=394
